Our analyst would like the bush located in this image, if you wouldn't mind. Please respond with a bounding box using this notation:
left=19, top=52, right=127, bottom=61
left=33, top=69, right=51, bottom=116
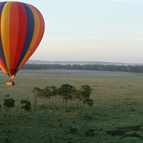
left=68, top=127, right=78, bottom=134
left=85, top=129, right=94, bottom=137
left=3, top=98, right=15, bottom=108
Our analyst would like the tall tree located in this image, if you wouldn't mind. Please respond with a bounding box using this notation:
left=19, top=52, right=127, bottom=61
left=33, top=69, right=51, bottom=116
left=74, top=85, right=93, bottom=117
left=3, top=98, right=15, bottom=117
left=42, top=86, right=51, bottom=107
left=33, top=87, right=41, bottom=113
left=20, top=99, right=31, bottom=118
left=58, top=84, right=76, bottom=109
left=48, top=86, right=57, bottom=108
left=80, top=84, right=92, bottom=107
left=73, top=89, right=83, bottom=117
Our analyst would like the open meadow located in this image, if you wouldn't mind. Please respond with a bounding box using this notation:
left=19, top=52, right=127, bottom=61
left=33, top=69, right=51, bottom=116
left=1, top=70, right=143, bottom=143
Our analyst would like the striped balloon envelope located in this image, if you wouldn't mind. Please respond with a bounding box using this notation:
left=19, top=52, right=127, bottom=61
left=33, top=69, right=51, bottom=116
left=0, top=1, right=45, bottom=79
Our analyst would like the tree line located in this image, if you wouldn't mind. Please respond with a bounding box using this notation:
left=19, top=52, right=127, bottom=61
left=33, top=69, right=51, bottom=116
left=21, top=64, right=143, bottom=73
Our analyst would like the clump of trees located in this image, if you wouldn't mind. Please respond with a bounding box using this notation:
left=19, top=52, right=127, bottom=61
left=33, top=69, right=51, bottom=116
left=0, top=84, right=93, bottom=118
left=33, top=84, right=93, bottom=116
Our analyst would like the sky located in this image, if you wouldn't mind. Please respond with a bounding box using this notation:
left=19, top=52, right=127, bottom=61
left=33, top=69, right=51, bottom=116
left=7, top=0, right=143, bottom=63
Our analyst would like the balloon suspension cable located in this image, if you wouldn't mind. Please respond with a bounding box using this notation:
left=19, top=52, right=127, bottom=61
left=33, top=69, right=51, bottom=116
left=8, top=75, right=12, bottom=81
left=8, top=78, right=12, bottom=82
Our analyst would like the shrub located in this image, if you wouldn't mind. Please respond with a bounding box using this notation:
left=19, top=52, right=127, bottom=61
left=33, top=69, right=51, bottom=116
left=68, top=127, right=78, bottom=134
left=85, top=129, right=94, bottom=137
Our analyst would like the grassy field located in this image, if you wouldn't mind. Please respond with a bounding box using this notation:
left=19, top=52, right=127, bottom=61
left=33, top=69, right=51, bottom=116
left=1, top=70, right=143, bottom=143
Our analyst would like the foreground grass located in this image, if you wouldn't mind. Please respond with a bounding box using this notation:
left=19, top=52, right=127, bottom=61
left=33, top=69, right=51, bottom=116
left=0, top=70, right=143, bottom=142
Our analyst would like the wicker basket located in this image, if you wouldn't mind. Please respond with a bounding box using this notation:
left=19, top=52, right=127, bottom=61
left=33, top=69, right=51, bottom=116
left=6, top=81, right=15, bottom=86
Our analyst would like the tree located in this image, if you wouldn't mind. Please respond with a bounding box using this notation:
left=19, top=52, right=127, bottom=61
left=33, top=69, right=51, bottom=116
left=3, top=98, right=15, bottom=117
left=58, top=84, right=76, bottom=109
left=74, top=85, right=93, bottom=117
left=48, top=86, right=57, bottom=108
left=80, top=84, right=92, bottom=107
left=20, top=100, right=31, bottom=118
left=33, top=87, right=41, bottom=113
left=43, top=86, right=51, bottom=108
left=73, top=89, right=83, bottom=117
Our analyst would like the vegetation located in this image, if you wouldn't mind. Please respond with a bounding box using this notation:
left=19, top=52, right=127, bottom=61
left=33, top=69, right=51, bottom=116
left=21, top=63, right=143, bottom=73
left=33, top=87, right=41, bottom=113
left=33, top=84, right=93, bottom=114
left=74, top=85, right=93, bottom=117
left=0, top=70, right=143, bottom=142
left=3, top=98, right=15, bottom=117
left=20, top=99, right=31, bottom=118
left=57, top=84, right=76, bottom=109
left=48, top=86, right=57, bottom=108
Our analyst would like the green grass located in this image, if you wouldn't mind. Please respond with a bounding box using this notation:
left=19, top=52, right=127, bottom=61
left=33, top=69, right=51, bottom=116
left=1, top=70, right=143, bottom=142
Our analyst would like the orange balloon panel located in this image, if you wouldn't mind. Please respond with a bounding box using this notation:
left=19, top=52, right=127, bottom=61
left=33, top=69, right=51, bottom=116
left=0, top=2, right=45, bottom=79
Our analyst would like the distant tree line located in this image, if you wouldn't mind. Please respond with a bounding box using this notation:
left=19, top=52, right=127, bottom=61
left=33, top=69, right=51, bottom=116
left=21, top=63, right=143, bottom=73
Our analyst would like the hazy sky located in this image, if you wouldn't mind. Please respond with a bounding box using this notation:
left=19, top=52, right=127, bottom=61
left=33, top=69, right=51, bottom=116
left=8, top=0, right=143, bottom=63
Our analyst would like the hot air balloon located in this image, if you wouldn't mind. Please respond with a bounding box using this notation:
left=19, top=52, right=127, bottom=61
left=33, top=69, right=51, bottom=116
left=0, top=1, right=45, bottom=85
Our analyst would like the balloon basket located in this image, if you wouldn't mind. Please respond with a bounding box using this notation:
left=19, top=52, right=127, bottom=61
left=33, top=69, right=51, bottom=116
left=6, top=80, right=15, bottom=86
